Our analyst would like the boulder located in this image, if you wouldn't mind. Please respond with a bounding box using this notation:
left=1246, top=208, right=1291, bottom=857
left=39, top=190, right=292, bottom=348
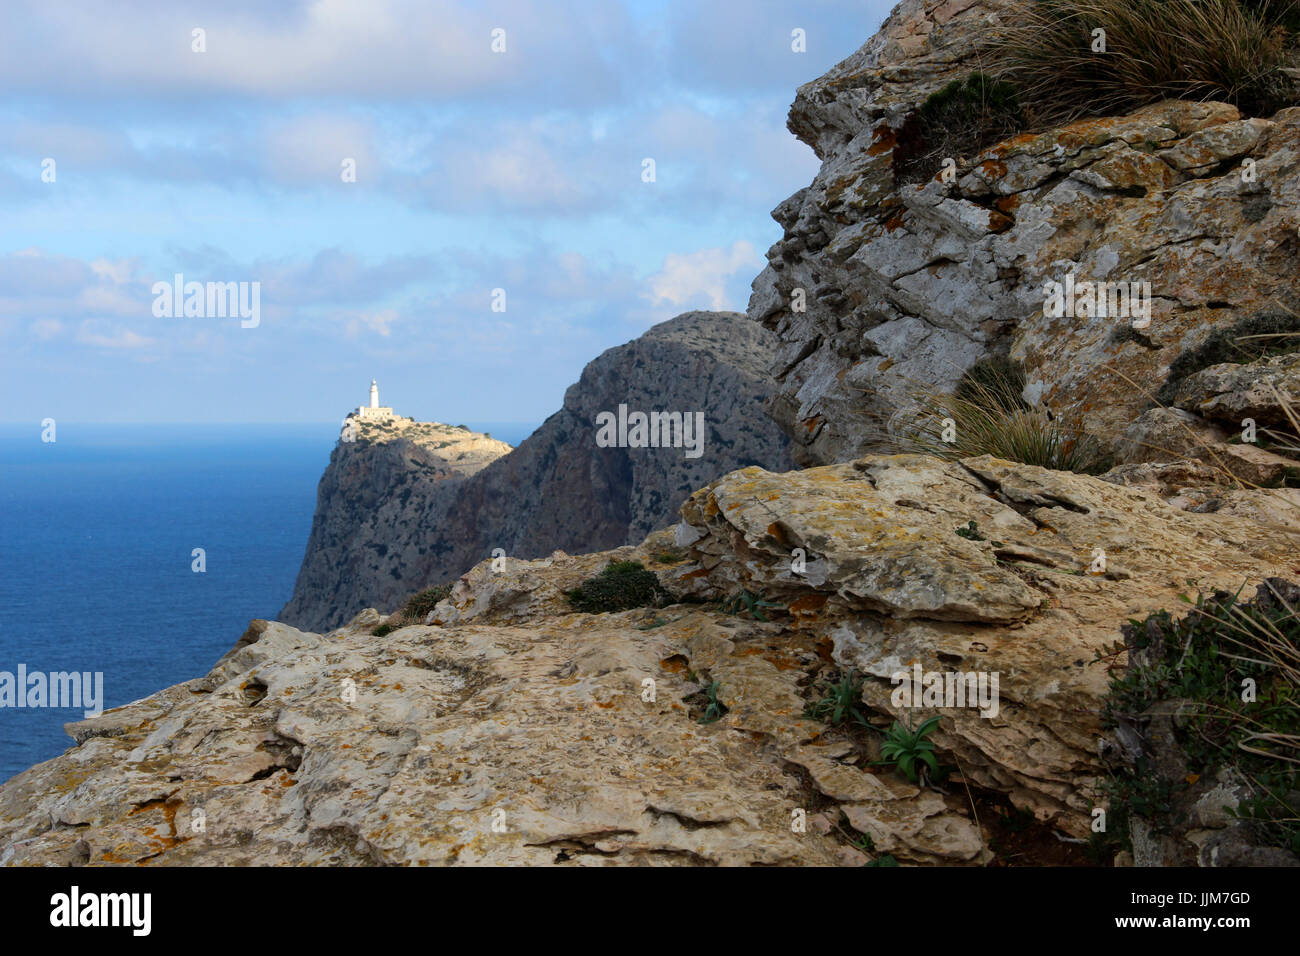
left=1173, top=352, right=1300, bottom=429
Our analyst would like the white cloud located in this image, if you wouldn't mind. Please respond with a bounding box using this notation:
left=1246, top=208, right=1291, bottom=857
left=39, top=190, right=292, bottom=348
left=30, top=318, right=62, bottom=340
left=75, top=321, right=157, bottom=351
left=646, top=240, right=761, bottom=311
left=346, top=308, right=398, bottom=337
left=263, top=113, right=379, bottom=185
left=0, top=0, right=630, bottom=103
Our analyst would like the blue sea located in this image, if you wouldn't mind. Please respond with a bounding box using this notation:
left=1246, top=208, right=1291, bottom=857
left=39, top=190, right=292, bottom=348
left=0, top=420, right=536, bottom=782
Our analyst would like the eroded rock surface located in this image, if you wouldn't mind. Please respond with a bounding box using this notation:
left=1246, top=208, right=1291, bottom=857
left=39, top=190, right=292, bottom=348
left=673, top=454, right=1300, bottom=831
left=4, top=455, right=1296, bottom=866
left=751, top=0, right=1300, bottom=466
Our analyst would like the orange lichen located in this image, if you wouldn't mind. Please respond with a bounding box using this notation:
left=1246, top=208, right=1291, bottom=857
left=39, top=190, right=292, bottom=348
left=979, top=158, right=1008, bottom=179
left=866, top=124, right=897, bottom=156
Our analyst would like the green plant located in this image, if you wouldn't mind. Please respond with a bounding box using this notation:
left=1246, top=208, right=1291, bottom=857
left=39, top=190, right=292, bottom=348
left=652, top=547, right=686, bottom=564
left=992, top=0, right=1299, bottom=125
left=567, top=561, right=671, bottom=614
left=372, top=622, right=398, bottom=637
left=1103, top=580, right=1300, bottom=853
left=878, top=715, right=943, bottom=783
left=866, top=853, right=900, bottom=867
left=955, top=520, right=986, bottom=541
left=635, top=615, right=680, bottom=631
left=402, top=583, right=452, bottom=621
left=804, top=669, right=871, bottom=727
left=720, top=589, right=786, bottom=622
left=699, top=681, right=727, bottom=724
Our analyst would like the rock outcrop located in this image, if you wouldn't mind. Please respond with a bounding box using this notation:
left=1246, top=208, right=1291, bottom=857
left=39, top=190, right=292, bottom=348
left=671, top=453, right=1300, bottom=832
left=281, top=311, right=793, bottom=632
left=278, top=419, right=511, bottom=631
left=749, top=0, right=1300, bottom=467
left=3, top=455, right=1296, bottom=866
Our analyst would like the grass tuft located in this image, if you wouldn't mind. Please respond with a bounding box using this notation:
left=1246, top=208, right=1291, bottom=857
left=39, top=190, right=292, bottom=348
left=1103, top=579, right=1300, bottom=855
left=991, top=0, right=1299, bottom=124
left=898, top=360, right=1113, bottom=475
left=894, top=72, right=1026, bottom=183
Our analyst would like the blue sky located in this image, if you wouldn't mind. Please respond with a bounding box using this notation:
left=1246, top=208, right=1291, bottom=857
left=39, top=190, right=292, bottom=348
left=1, top=0, right=892, bottom=424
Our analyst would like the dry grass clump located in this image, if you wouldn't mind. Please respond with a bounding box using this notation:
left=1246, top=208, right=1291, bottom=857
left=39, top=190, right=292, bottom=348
left=991, top=0, right=1299, bottom=124
left=898, top=359, right=1113, bottom=475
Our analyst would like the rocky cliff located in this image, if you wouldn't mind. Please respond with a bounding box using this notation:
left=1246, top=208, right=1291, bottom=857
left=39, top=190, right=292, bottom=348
left=2, top=456, right=1295, bottom=865
left=281, top=311, right=793, bottom=631
left=278, top=419, right=511, bottom=631
left=750, top=0, right=1300, bottom=466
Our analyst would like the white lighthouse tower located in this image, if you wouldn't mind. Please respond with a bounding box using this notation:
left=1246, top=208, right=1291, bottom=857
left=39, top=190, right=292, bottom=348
left=356, top=378, right=395, bottom=420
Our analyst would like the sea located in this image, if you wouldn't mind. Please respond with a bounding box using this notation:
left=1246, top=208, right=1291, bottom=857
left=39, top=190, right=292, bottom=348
left=0, top=420, right=536, bottom=783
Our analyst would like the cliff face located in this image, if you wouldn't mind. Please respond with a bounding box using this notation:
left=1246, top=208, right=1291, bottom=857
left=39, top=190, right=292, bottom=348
left=280, top=310, right=793, bottom=631
left=278, top=420, right=510, bottom=631
left=750, top=0, right=1300, bottom=466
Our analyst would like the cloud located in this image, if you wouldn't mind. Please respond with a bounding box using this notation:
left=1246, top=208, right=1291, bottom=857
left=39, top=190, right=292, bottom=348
left=262, top=113, right=381, bottom=185
left=646, top=241, right=762, bottom=311
left=0, top=0, right=633, bottom=105
left=30, top=318, right=62, bottom=340
left=74, top=321, right=158, bottom=351
left=0, top=1, right=887, bottom=423
left=346, top=308, right=399, bottom=338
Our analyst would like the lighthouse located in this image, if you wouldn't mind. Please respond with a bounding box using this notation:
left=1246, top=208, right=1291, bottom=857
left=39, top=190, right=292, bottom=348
left=355, top=378, right=396, bottom=420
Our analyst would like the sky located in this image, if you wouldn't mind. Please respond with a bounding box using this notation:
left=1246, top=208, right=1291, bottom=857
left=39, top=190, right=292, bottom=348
left=0, top=0, right=893, bottom=425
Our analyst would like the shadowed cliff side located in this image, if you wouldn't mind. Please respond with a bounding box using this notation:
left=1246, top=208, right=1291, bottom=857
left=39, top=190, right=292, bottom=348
left=280, top=311, right=793, bottom=631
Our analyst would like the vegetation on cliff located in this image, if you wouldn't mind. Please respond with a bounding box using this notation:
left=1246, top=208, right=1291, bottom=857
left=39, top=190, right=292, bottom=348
left=566, top=560, right=672, bottom=614
left=900, top=359, right=1113, bottom=474
left=993, top=0, right=1300, bottom=123
left=1101, top=579, right=1300, bottom=858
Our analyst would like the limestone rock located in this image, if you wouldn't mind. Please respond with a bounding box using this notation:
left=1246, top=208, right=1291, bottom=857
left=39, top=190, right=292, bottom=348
left=1116, top=407, right=1297, bottom=486
left=280, top=311, right=793, bottom=631
left=1098, top=460, right=1227, bottom=497
left=750, top=0, right=1300, bottom=466
left=1173, top=352, right=1300, bottom=428
left=675, top=454, right=1300, bottom=832
left=4, top=454, right=1298, bottom=865
left=0, top=611, right=846, bottom=866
